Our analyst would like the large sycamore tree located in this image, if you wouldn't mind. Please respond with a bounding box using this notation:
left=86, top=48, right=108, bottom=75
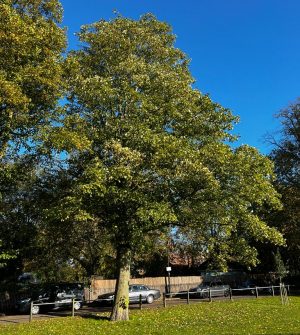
left=0, top=0, right=65, bottom=271
left=46, top=15, right=284, bottom=321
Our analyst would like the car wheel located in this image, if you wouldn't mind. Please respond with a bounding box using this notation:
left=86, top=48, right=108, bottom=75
left=32, top=305, right=40, bottom=315
left=73, top=301, right=81, bottom=310
left=146, top=295, right=154, bottom=304
left=202, top=291, right=209, bottom=299
left=224, top=290, right=229, bottom=297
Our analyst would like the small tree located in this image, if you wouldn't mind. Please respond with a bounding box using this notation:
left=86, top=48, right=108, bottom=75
left=274, top=249, right=288, bottom=283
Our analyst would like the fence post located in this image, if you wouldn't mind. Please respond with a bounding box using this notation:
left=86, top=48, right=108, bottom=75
left=209, top=289, right=212, bottom=302
left=71, top=298, right=75, bottom=317
left=29, top=301, right=33, bottom=322
left=271, top=286, right=275, bottom=296
left=163, top=293, right=166, bottom=308
left=139, top=294, right=142, bottom=310
left=255, top=287, right=258, bottom=298
left=88, top=285, right=91, bottom=303
left=187, top=289, right=190, bottom=304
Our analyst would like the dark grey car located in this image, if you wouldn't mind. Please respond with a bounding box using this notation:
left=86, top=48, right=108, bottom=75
left=95, top=284, right=161, bottom=305
left=16, top=283, right=84, bottom=315
left=190, top=281, right=230, bottom=298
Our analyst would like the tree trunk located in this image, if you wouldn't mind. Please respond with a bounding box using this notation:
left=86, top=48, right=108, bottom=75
left=110, top=247, right=131, bottom=321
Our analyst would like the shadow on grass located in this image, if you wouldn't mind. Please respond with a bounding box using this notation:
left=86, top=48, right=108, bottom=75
left=79, top=313, right=110, bottom=321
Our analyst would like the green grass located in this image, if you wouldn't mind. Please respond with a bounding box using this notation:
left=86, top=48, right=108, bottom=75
left=1, top=297, right=300, bottom=335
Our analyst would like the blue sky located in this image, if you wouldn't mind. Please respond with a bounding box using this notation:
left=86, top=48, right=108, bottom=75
left=60, top=0, right=300, bottom=154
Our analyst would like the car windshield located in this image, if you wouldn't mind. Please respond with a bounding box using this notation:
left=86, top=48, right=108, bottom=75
left=211, top=282, right=223, bottom=287
left=129, top=285, right=149, bottom=291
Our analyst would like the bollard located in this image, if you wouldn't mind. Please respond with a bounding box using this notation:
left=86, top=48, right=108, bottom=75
left=139, top=294, right=142, bottom=310
left=163, top=293, right=167, bottom=308
left=271, top=286, right=275, bottom=296
left=255, top=287, right=258, bottom=298
left=187, top=289, right=190, bottom=304
left=29, top=301, right=33, bottom=322
left=229, top=288, right=233, bottom=301
left=209, top=289, right=212, bottom=302
left=72, top=298, right=75, bottom=317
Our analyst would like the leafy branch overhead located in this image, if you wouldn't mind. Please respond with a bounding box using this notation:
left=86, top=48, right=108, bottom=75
left=0, top=0, right=65, bottom=157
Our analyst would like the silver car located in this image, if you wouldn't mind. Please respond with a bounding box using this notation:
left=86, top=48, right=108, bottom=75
left=190, top=281, right=230, bottom=298
left=95, top=284, right=161, bottom=305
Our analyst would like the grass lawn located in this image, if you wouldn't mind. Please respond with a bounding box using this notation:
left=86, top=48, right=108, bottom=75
left=1, top=297, right=300, bottom=335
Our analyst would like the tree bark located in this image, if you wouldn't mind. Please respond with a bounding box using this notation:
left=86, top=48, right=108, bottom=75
left=110, top=247, right=131, bottom=321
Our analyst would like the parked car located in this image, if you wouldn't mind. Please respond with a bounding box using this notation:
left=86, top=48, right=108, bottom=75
left=94, top=284, right=161, bottom=305
left=235, top=280, right=273, bottom=296
left=235, top=280, right=256, bottom=295
left=188, top=281, right=230, bottom=298
left=16, top=283, right=84, bottom=315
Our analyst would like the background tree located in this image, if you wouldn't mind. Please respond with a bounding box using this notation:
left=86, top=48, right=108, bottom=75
left=131, top=230, right=170, bottom=277
left=269, top=99, right=300, bottom=275
left=175, top=145, right=284, bottom=271
left=43, top=14, right=284, bottom=321
left=0, top=240, right=16, bottom=269
left=0, top=157, right=35, bottom=278
left=0, top=0, right=66, bottom=275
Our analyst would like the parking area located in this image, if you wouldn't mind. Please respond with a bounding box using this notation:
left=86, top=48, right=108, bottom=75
left=1, top=283, right=294, bottom=326
left=0, top=294, right=262, bottom=325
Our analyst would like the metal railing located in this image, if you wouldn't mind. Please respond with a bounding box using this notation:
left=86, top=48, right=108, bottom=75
left=162, top=284, right=292, bottom=307
left=28, top=284, right=292, bottom=320
left=29, top=298, right=79, bottom=322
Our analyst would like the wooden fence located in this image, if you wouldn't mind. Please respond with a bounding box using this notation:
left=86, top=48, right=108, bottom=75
left=87, top=276, right=203, bottom=301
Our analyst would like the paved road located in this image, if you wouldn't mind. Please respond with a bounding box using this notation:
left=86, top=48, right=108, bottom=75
left=0, top=313, right=58, bottom=325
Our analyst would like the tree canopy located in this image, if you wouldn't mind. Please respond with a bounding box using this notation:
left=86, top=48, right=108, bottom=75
left=0, top=0, right=65, bottom=157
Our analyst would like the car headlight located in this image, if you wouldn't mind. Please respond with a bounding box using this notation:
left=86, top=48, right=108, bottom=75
left=98, top=295, right=114, bottom=299
left=20, top=298, right=31, bottom=303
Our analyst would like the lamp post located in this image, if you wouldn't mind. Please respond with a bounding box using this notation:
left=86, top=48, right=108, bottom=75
left=166, top=266, right=172, bottom=294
